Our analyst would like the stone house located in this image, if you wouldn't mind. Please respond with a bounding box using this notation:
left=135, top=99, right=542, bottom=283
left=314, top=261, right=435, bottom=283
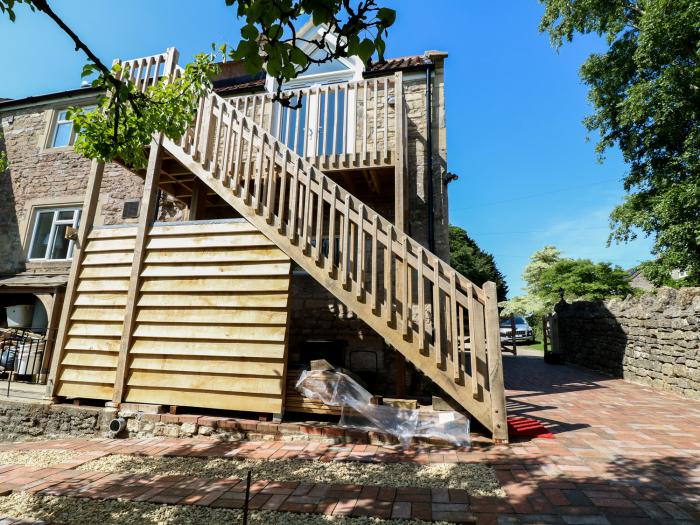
left=0, top=24, right=508, bottom=440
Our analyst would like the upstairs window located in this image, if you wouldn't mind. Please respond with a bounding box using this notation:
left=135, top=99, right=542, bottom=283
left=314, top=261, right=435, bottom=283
left=28, top=207, right=81, bottom=261
left=51, top=110, right=74, bottom=148
left=48, top=106, right=96, bottom=148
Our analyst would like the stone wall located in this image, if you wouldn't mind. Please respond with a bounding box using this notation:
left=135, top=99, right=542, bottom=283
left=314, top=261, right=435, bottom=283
left=556, top=288, right=700, bottom=399
left=0, top=97, right=144, bottom=275
left=0, top=400, right=108, bottom=441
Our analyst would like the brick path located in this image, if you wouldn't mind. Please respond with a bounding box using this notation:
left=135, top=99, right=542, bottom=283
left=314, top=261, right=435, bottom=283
left=0, top=355, right=699, bottom=524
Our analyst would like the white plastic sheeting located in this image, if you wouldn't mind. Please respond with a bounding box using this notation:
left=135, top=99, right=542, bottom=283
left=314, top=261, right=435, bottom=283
left=295, top=369, right=470, bottom=447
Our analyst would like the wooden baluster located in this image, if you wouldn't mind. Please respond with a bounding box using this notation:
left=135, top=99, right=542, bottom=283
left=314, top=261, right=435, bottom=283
left=260, top=95, right=268, bottom=131
left=322, top=87, right=329, bottom=160
left=417, top=246, right=426, bottom=352
left=301, top=172, right=312, bottom=252
left=399, top=235, right=408, bottom=334
left=253, top=131, right=266, bottom=210
left=371, top=214, right=379, bottom=312
left=458, top=304, right=466, bottom=380
left=326, top=183, right=337, bottom=274
left=274, top=100, right=282, bottom=139
left=332, top=84, right=339, bottom=161
left=242, top=123, right=256, bottom=200
left=199, top=96, right=215, bottom=169
left=314, top=177, right=324, bottom=262
left=221, top=107, right=235, bottom=186
left=191, top=96, right=205, bottom=159
left=294, top=93, right=302, bottom=154
left=232, top=115, right=246, bottom=191
left=384, top=77, right=389, bottom=157
left=357, top=203, right=365, bottom=299
left=211, top=101, right=224, bottom=177
left=342, top=85, right=349, bottom=155
left=288, top=160, right=300, bottom=242
left=303, top=89, right=312, bottom=158
left=384, top=224, right=393, bottom=324
left=265, top=141, right=278, bottom=222
left=276, top=150, right=288, bottom=232
left=467, top=286, right=484, bottom=398
left=433, top=258, right=442, bottom=366
left=373, top=78, right=378, bottom=156
left=362, top=82, right=367, bottom=162
left=315, top=87, right=322, bottom=159
left=341, top=193, right=351, bottom=288
left=450, top=269, right=460, bottom=381
left=284, top=100, right=292, bottom=147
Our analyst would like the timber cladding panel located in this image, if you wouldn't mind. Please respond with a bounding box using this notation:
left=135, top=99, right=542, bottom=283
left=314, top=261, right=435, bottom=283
left=55, top=220, right=292, bottom=414
left=56, top=225, right=137, bottom=401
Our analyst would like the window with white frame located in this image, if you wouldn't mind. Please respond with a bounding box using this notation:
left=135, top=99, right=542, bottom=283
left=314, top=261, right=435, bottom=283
left=48, top=106, right=96, bottom=148
left=28, top=207, right=81, bottom=261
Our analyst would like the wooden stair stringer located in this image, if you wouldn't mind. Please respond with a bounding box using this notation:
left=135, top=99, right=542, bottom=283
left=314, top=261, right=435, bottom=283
left=162, top=137, right=494, bottom=429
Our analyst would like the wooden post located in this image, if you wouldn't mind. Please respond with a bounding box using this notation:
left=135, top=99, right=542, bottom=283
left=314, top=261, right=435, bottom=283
left=543, top=317, right=549, bottom=354
left=395, top=349, right=406, bottom=398
left=393, top=72, right=406, bottom=233
left=510, top=314, right=517, bottom=356
left=112, top=135, right=164, bottom=404
left=483, top=281, right=508, bottom=443
left=45, top=160, right=105, bottom=399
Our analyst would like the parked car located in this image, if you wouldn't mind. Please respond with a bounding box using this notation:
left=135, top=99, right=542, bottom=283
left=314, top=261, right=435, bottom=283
left=500, top=316, right=534, bottom=344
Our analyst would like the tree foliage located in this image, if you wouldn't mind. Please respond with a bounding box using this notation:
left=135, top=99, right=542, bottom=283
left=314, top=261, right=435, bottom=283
left=1, top=0, right=395, bottom=167
left=539, top=0, right=700, bottom=285
left=500, top=245, right=633, bottom=317
left=449, top=225, right=508, bottom=301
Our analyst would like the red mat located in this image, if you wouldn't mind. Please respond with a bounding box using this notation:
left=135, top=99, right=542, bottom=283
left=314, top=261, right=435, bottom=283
left=507, top=416, right=554, bottom=439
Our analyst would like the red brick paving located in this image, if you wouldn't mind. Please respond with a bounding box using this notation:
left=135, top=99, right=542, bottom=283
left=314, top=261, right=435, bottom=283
left=0, top=355, right=698, bottom=524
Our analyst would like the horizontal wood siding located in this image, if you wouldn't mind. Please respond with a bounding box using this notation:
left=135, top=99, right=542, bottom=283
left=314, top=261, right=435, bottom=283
left=123, top=221, right=291, bottom=414
left=55, top=227, right=136, bottom=400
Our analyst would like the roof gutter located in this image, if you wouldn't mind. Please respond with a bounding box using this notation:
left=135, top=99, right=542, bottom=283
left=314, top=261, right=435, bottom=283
left=0, top=87, right=102, bottom=113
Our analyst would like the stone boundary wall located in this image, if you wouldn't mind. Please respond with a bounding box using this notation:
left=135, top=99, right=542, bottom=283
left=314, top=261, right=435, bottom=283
left=0, top=400, right=109, bottom=440
left=555, top=287, right=700, bottom=399
left=0, top=400, right=450, bottom=446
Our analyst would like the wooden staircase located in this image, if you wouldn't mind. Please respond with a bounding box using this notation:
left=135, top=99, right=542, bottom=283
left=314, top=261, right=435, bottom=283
left=114, top=49, right=508, bottom=441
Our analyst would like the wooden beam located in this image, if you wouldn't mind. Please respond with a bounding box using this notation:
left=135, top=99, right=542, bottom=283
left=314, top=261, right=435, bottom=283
left=393, top=72, right=406, bottom=233
left=112, top=135, right=164, bottom=404
left=45, top=160, right=105, bottom=399
left=483, top=281, right=508, bottom=443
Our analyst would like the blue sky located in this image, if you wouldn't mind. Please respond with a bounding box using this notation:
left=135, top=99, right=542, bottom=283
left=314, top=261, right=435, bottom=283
left=0, top=1, right=654, bottom=295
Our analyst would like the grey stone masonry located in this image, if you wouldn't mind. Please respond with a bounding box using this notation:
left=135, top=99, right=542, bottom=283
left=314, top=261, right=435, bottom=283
left=556, top=287, right=700, bottom=399
left=0, top=400, right=108, bottom=440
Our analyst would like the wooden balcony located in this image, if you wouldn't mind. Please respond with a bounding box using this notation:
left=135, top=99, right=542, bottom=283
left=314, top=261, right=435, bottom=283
left=224, top=76, right=404, bottom=173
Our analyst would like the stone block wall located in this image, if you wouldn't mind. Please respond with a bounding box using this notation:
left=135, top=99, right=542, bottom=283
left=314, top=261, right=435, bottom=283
left=556, top=287, right=700, bottom=399
left=0, top=98, right=144, bottom=275
left=0, top=400, right=108, bottom=441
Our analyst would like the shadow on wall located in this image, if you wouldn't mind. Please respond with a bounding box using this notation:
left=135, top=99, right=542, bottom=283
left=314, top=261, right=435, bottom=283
left=0, top=122, right=23, bottom=275
left=554, top=300, right=629, bottom=377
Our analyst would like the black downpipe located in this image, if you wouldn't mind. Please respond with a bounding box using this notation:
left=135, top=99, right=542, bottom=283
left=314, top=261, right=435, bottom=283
left=425, top=64, right=435, bottom=253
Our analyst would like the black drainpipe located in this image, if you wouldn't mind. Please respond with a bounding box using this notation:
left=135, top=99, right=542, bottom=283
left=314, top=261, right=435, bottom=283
left=425, top=61, right=436, bottom=253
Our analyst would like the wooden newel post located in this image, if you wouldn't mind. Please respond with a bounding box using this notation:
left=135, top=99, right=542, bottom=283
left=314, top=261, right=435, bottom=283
left=45, top=160, right=106, bottom=399
left=112, top=134, right=164, bottom=405
left=483, top=281, right=508, bottom=443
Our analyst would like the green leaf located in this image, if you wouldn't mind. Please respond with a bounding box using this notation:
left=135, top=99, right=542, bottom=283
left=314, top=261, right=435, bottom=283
left=240, top=23, right=259, bottom=40
left=377, top=7, right=396, bottom=26
left=290, top=47, right=308, bottom=67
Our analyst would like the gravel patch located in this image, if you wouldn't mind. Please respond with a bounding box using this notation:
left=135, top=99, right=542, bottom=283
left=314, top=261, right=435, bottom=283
left=0, top=493, right=452, bottom=525
left=0, top=449, right=78, bottom=467
left=80, top=454, right=505, bottom=497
